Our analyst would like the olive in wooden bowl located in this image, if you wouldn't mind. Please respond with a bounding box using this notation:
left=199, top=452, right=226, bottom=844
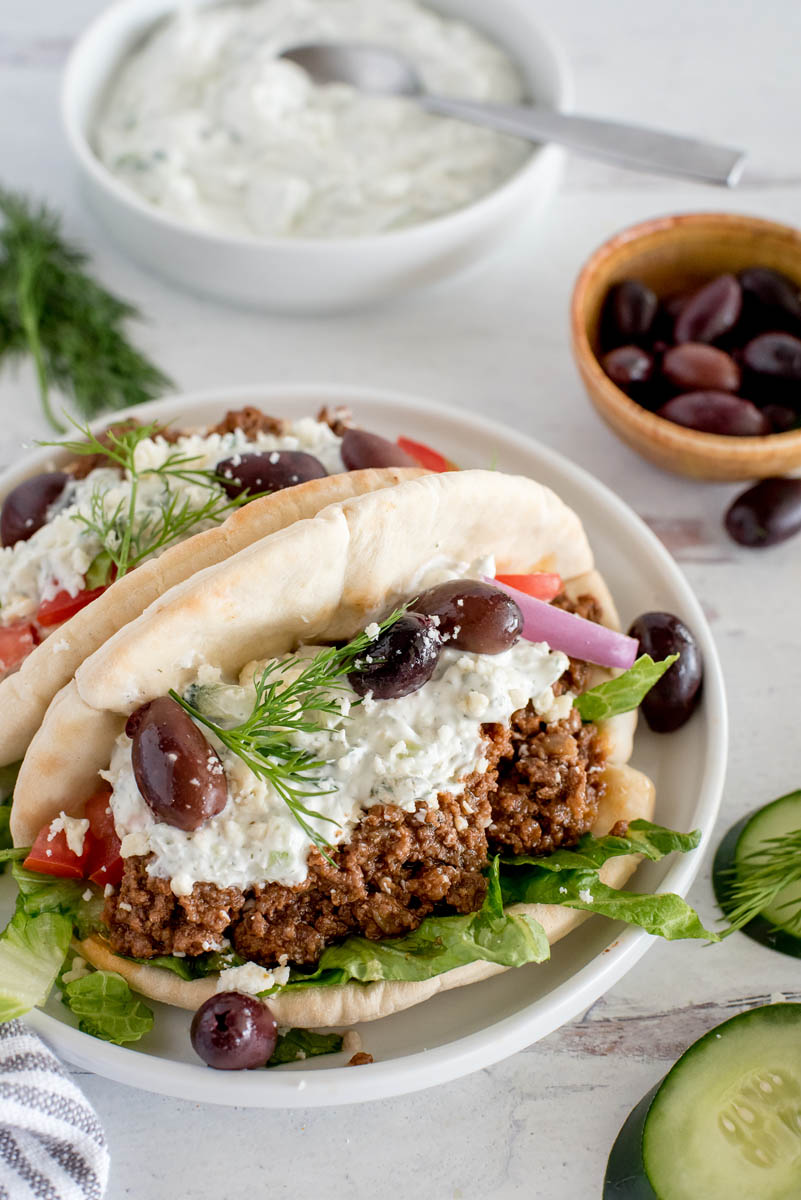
left=570, top=213, right=801, bottom=481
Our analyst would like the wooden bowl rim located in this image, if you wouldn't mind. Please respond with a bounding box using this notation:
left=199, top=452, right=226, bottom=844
left=570, top=211, right=801, bottom=467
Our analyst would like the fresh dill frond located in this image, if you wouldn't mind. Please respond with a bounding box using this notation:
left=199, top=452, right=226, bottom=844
left=169, top=608, right=408, bottom=857
left=720, top=828, right=801, bottom=935
left=0, top=187, right=173, bottom=432
left=48, top=417, right=253, bottom=580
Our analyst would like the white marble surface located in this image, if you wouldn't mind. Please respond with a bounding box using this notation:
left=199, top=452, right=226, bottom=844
left=3, top=1, right=801, bottom=1196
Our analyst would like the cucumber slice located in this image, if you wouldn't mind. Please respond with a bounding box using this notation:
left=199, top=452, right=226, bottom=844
left=714, top=790, right=801, bottom=957
left=605, top=1004, right=801, bottom=1199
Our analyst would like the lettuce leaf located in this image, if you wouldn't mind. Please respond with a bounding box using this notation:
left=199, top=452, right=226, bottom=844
left=276, top=859, right=549, bottom=993
left=268, top=1029, right=343, bottom=1067
left=574, top=655, right=679, bottom=722
left=501, top=821, right=715, bottom=941
left=11, top=861, right=104, bottom=939
left=61, top=970, right=153, bottom=1045
left=134, top=948, right=245, bottom=980
left=0, top=908, right=73, bottom=1020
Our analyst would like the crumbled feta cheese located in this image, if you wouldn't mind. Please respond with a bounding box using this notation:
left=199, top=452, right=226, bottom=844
left=578, top=889, right=594, bottom=904
left=48, top=812, right=90, bottom=857
left=82, top=889, right=93, bottom=902
left=216, top=962, right=291, bottom=995
left=364, top=622, right=380, bottom=640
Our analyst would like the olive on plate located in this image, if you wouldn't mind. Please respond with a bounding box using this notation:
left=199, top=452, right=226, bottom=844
left=340, top=429, right=418, bottom=470
left=348, top=613, right=440, bottom=699
left=191, top=992, right=278, bottom=1070
left=627, top=612, right=703, bottom=732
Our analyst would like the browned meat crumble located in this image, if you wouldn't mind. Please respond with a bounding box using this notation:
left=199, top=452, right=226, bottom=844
left=207, top=406, right=287, bottom=439
left=104, top=593, right=607, bottom=966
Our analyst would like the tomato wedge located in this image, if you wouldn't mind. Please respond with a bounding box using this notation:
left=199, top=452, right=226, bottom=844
left=24, top=817, right=91, bottom=879
left=396, top=436, right=457, bottom=473
left=36, top=586, right=107, bottom=628
left=84, top=788, right=123, bottom=888
left=495, top=573, right=563, bottom=602
left=0, top=622, right=38, bottom=673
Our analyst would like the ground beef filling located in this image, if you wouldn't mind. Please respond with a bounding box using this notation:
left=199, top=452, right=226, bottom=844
left=104, top=592, right=607, bottom=965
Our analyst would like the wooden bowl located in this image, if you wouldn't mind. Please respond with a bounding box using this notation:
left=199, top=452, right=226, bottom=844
left=571, top=212, right=801, bottom=480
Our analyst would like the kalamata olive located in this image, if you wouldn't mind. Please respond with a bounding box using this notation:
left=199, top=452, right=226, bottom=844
left=600, top=280, right=658, bottom=349
left=340, top=429, right=418, bottom=471
left=190, top=992, right=277, bottom=1070
left=739, top=267, right=801, bottom=334
left=674, top=274, right=742, bottom=344
left=661, top=343, right=740, bottom=393
left=656, top=391, right=770, bottom=436
left=762, top=404, right=799, bottom=433
left=127, top=696, right=228, bottom=831
left=215, top=451, right=326, bottom=499
left=724, top=477, right=801, bottom=547
left=742, top=332, right=801, bottom=383
left=601, top=345, right=654, bottom=390
left=413, top=580, right=522, bottom=654
left=627, top=612, right=703, bottom=732
left=1, top=471, right=70, bottom=548
left=348, top=613, right=440, bottom=699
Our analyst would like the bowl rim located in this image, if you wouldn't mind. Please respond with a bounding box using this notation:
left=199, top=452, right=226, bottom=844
left=61, top=0, right=573, bottom=255
left=570, top=210, right=801, bottom=461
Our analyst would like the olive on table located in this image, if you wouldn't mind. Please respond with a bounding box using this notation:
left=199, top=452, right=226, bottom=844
left=215, top=451, right=326, bottom=498
left=413, top=580, right=522, bottom=654
left=739, top=266, right=801, bottom=334
left=661, top=343, right=740, bottom=393
left=127, top=696, right=228, bottom=831
left=348, top=613, right=440, bottom=699
left=340, top=429, right=418, bottom=470
left=600, top=280, right=658, bottom=348
left=627, top=612, right=703, bottom=732
left=724, top=477, right=801, bottom=547
left=600, top=345, right=654, bottom=390
left=1, top=471, right=70, bottom=548
left=673, top=274, right=742, bottom=344
left=190, top=992, right=278, bottom=1070
left=656, top=391, right=770, bottom=436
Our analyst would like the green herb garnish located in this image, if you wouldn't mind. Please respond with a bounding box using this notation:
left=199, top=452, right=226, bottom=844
left=48, top=418, right=252, bottom=581
left=0, top=187, right=172, bottom=432
left=718, top=830, right=801, bottom=935
left=170, top=609, right=407, bottom=858
left=574, top=654, right=679, bottom=723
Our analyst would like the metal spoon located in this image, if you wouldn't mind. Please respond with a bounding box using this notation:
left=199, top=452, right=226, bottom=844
left=280, top=43, right=746, bottom=187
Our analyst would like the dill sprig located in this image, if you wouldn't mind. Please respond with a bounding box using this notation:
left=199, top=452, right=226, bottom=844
left=720, top=828, right=801, bottom=935
left=0, top=187, right=172, bottom=433
left=169, top=608, right=407, bottom=857
left=45, top=417, right=252, bottom=580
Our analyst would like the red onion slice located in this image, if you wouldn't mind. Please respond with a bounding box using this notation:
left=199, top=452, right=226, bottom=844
left=486, top=577, right=639, bottom=670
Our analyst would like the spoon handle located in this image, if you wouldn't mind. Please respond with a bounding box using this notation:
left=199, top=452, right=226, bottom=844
left=419, top=96, right=745, bottom=186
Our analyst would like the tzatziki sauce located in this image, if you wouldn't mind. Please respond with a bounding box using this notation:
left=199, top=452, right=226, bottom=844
left=94, top=0, right=530, bottom=239
left=105, top=636, right=571, bottom=895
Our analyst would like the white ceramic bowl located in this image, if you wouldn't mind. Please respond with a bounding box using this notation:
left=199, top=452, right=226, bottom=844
left=0, top=384, right=727, bottom=1107
left=61, top=0, right=570, bottom=313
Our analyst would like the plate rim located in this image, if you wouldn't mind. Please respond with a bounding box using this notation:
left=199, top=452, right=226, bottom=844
left=9, top=381, right=727, bottom=1107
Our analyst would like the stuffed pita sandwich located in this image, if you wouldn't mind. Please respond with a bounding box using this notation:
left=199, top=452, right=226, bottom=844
left=1, top=471, right=710, bottom=1060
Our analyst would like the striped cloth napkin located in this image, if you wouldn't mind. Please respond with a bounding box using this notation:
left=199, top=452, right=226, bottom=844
left=0, top=1021, right=109, bottom=1199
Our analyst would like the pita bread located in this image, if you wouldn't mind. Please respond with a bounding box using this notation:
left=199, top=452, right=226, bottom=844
left=14, top=468, right=653, bottom=1024
left=0, top=466, right=423, bottom=767
left=76, top=764, right=654, bottom=1025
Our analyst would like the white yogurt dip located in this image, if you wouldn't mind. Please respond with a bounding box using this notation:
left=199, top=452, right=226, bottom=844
left=94, top=0, right=530, bottom=239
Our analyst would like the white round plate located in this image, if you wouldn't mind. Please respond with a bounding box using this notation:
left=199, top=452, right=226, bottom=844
left=1, top=384, right=727, bottom=1107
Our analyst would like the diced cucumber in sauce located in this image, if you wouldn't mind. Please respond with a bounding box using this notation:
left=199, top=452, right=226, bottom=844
left=604, top=1004, right=801, bottom=1199
left=714, top=790, right=801, bottom=957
